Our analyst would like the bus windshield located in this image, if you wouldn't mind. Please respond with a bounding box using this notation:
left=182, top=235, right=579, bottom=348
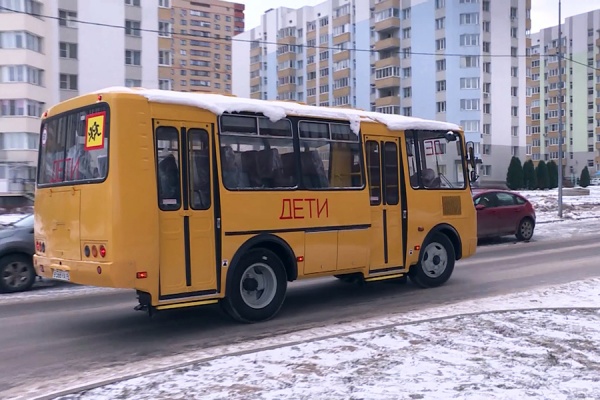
left=406, top=130, right=467, bottom=189
left=37, top=104, right=109, bottom=186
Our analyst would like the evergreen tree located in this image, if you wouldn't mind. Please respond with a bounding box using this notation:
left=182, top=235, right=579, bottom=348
left=547, top=160, right=558, bottom=189
left=506, top=156, right=524, bottom=190
left=535, top=160, right=549, bottom=190
left=580, top=166, right=591, bottom=187
left=523, top=159, right=537, bottom=190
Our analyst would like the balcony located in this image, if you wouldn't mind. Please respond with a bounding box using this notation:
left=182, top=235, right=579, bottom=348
left=374, top=37, right=401, bottom=52
left=374, top=0, right=400, bottom=12
left=374, top=18, right=401, bottom=33
left=374, top=56, right=401, bottom=69
left=375, top=96, right=400, bottom=108
left=374, top=76, right=401, bottom=90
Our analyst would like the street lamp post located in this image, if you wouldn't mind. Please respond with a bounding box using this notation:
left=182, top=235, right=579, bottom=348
left=557, top=0, right=563, bottom=218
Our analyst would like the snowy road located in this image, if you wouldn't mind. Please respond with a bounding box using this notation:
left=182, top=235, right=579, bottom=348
left=2, top=231, right=600, bottom=400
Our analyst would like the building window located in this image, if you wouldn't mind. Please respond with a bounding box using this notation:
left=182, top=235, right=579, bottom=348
left=0, top=65, right=44, bottom=86
left=125, top=0, right=141, bottom=5
left=158, top=0, right=170, bottom=7
left=0, top=31, right=43, bottom=52
left=58, top=9, right=77, bottom=28
left=159, top=50, right=172, bottom=66
left=159, top=21, right=172, bottom=37
left=0, top=99, right=44, bottom=117
left=125, top=20, right=141, bottom=36
left=59, top=73, right=78, bottom=90
left=59, top=42, right=77, bottom=58
left=159, top=79, right=172, bottom=90
left=125, top=79, right=141, bottom=87
left=125, top=50, right=141, bottom=65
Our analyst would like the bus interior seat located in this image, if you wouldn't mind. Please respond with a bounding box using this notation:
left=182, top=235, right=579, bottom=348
left=300, top=151, right=329, bottom=188
left=220, top=145, right=243, bottom=189
left=280, top=152, right=297, bottom=187
left=240, top=148, right=288, bottom=189
left=158, top=154, right=181, bottom=203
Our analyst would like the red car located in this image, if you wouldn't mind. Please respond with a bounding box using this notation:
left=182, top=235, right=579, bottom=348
left=472, top=189, right=536, bottom=241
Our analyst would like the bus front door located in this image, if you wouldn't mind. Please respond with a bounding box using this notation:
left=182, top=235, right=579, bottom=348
left=365, top=137, right=404, bottom=273
left=154, top=120, right=219, bottom=301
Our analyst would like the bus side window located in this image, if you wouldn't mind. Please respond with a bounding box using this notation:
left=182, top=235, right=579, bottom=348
left=189, top=129, right=211, bottom=210
left=156, top=127, right=181, bottom=211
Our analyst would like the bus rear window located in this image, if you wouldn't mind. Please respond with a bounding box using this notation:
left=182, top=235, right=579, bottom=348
left=38, top=104, right=109, bottom=186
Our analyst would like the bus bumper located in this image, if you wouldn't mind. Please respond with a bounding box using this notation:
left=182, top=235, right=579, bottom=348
left=33, top=255, right=131, bottom=288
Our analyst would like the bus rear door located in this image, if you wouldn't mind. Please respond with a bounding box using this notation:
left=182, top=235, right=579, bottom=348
left=365, top=136, right=405, bottom=273
left=154, top=120, right=219, bottom=300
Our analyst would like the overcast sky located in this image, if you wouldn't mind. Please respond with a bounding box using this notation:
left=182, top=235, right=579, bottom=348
left=237, top=0, right=600, bottom=33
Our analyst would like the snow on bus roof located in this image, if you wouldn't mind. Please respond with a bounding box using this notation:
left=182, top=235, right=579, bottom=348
left=94, top=87, right=461, bottom=134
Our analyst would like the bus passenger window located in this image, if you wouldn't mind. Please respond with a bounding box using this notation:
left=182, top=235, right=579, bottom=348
left=366, top=141, right=381, bottom=205
left=189, top=129, right=211, bottom=210
left=156, top=127, right=181, bottom=211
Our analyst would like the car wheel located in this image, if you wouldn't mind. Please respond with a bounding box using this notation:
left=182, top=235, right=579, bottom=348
left=516, top=217, right=535, bottom=241
left=409, top=233, right=455, bottom=288
left=221, top=248, right=287, bottom=323
left=0, top=254, right=36, bottom=293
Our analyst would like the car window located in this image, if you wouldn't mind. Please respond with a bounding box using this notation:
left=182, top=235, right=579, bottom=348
left=515, top=196, right=525, bottom=205
left=12, top=214, right=33, bottom=228
left=496, top=192, right=516, bottom=206
left=475, top=193, right=497, bottom=208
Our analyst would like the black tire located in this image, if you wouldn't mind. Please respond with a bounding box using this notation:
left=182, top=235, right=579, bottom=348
left=516, top=217, right=535, bottom=241
left=408, top=233, right=455, bottom=288
left=0, top=254, right=36, bottom=294
left=221, top=248, right=287, bottom=323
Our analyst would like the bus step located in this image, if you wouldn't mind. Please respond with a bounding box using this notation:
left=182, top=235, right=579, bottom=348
left=364, top=273, right=406, bottom=283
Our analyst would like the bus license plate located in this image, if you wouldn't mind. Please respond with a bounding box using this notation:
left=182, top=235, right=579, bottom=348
left=52, top=269, right=70, bottom=281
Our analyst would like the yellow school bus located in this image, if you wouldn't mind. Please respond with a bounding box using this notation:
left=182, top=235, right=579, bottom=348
left=33, top=87, right=478, bottom=323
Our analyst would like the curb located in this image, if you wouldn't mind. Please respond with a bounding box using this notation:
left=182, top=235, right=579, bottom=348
left=27, top=306, right=600, bottom=400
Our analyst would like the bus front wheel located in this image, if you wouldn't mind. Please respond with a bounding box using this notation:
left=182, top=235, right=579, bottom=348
left=222, top=248, right=288, bottom=323
left=408, top=233, right=455, bottom=288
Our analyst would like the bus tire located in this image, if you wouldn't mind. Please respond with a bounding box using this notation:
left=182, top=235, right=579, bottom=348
left=222, top=248, right=287, bottom=323
left=408, top=233, right=455, bottom=289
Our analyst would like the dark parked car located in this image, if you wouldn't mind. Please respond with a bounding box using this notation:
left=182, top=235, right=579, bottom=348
left=0, top=214, right=36, bottom=293
left=472, top=189, right=536, bottom=241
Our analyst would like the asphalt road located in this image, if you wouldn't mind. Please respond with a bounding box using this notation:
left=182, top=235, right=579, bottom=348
left=1, top=232, right=599, bottom=398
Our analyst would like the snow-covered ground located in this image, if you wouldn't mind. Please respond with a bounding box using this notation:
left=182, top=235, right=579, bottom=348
left=43, top=277, right=600, bottom=400
left=516, top=185, right=600, bottom=223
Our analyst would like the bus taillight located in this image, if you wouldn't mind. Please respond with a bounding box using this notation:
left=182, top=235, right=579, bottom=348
left=99, top=245, right=106, bottom=258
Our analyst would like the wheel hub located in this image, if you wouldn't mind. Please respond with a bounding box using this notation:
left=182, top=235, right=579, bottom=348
left=242, top=276, right=259, bottom=292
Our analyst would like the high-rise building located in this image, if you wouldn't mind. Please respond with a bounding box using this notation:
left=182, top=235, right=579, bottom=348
left=233, top=0, right=531, bottom=186
left=0, top=0, right=244, bottom=201
left=526, top=9, right=600, bottom=183
left=233, top=2, right=372, bottom=109
left=158, top=0, right=244, bottom=93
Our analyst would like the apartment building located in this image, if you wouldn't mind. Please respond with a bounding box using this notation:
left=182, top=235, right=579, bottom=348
left=527, top=9, right=600, bottom=182
left=233, top=2, right=372, bottom=109
left=0, top=0, right=53, bottom=199
left=234, top=0, right=531, bottom=186
left=157, top=0, right=244, bottom=93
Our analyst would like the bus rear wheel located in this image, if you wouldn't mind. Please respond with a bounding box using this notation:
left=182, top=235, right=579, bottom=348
left=222, top=248, right=287, bottom=323
left=408, top=233, right=455, bottom=288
